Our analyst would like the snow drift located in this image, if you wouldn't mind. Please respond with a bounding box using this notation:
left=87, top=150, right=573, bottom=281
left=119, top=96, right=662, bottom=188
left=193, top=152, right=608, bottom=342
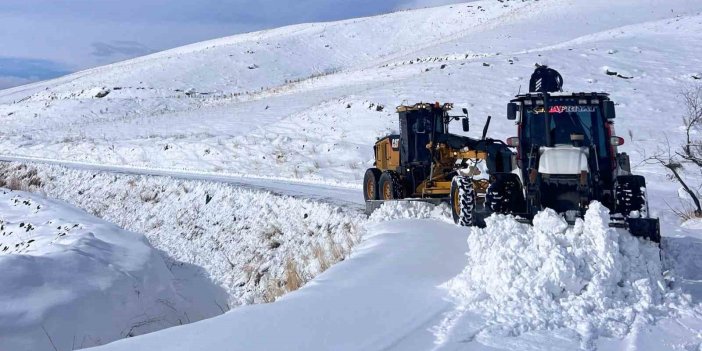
left=441, top=202, right=690, bottom=347
left=368, top=199, right=451, bottom=223
left=0, top=189, right=197, bottom=351
left=0, top=162, right=365, bottom=305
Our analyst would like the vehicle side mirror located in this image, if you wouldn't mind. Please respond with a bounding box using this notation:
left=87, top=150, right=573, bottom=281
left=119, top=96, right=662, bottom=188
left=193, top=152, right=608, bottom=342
left=610, top=136, right=624, bottom=146
left=462, top=117, right=470, bottom=132
left=604, top=101, right=616, bottom=119
left=507, top=103, right=518, bottom=120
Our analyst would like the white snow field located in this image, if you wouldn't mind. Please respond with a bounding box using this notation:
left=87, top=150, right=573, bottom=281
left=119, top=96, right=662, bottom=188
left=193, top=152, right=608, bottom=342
left=2, top=0, right=702, bottom=350
left=0, top=0, right=700, bottom=191
left=83, top=203, right=702, bottom=351
left=0, top=189, right=223, bottom=351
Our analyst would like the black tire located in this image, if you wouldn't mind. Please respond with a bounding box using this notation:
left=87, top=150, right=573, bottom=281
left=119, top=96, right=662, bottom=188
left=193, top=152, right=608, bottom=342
left=615, top=175, right=649, bottom=218
left=486, top=173, right=525, bottom=215
left=363, top=168, right=382, bottom=201
left=378, top=171, right=404, bottom=200
left=450, top=176, right=476, bottom=226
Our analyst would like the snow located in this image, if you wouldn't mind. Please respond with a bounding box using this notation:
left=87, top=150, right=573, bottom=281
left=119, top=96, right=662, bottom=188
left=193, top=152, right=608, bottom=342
left=0, top=189, right=215, bottom=351
left=1, top=0, right=701, bottom=190
left=437, top=203, right=688, bottom=349
left=83, top=203, right=470, bottom=351
left=63, top=202, right=702, bottom=351
left=2, top=0, right=702, bottom=349
left=0, top=162, right=365, bottom=306
left=368, top=198, right=451, bottom=222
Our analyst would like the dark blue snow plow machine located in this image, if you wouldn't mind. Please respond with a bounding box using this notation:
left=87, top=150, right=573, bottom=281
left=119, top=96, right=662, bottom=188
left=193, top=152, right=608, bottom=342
left=449, top=65, right=660, bottom=243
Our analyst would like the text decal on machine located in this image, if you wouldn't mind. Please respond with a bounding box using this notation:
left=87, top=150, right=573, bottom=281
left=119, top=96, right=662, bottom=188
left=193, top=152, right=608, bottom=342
left=533, top=106, right=597, bottom=114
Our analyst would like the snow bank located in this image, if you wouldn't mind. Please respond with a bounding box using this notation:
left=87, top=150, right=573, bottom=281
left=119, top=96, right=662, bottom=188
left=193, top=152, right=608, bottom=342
left=443, top=202, right=688, bottom=345
left=0, top=162, right=365, bottom=305
left=368, top=200, right=451, bottom=223
left=0, top=189, right=194, bottom=351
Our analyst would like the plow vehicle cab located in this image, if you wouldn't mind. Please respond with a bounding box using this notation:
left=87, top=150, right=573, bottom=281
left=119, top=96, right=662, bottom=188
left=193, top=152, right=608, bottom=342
left=481, top=66, right=661, bottom=242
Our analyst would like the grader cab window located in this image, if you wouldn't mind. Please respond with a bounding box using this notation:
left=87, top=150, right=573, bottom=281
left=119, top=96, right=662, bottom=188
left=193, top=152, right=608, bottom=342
left=412, top=113, right=445, bottom=135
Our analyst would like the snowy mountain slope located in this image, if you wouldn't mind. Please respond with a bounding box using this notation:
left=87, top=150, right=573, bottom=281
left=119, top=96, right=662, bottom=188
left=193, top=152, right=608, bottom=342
left=1, top=0, right=700, bottom=237
left=0, top=0, right=701, bottom=192
left=0, top=0, right=534, bottom=102
left=0, top=189, right=224, bottom=351
left=2, top=0, right=702, bottom=350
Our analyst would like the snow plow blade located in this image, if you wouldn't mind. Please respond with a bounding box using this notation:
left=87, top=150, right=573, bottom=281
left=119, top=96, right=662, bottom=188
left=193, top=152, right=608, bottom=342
left=523, top=216, right=661, bottom=244
left=625, top=217, right=661, bottom=243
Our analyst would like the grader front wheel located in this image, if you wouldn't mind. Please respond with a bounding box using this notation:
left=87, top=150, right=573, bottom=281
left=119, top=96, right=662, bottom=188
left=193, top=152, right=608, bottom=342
left=450, top=176, right=476, bottom=226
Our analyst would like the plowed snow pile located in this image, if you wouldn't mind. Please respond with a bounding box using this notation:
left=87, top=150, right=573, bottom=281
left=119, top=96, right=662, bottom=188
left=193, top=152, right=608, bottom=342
left=368, top=200, right=451, bottom=223
left=443, top=202, right=689, bottom=343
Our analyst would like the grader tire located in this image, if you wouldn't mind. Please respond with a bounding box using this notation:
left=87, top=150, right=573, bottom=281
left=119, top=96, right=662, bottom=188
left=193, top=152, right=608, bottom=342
left=451, top=176, right=476, bottom=226
left=363, top=168, right=382, bottom=201
left=378, top=171, right=404, bottom=200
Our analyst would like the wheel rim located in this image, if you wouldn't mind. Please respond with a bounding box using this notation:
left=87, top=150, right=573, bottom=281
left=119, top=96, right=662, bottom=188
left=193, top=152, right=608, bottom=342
left=366, top=178, right=375, bottom=199
left=383, top=182, right=392, bottom=199
left=452, top=186, right=460, bottom=214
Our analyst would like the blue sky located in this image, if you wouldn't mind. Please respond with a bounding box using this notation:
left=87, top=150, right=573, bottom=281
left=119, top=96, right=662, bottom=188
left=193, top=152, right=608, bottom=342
left=0, top=0, right=463, bottom=89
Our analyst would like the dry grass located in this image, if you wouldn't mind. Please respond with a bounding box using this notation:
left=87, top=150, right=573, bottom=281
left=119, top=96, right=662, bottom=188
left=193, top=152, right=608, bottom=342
left=6, top=177, right=22, bottom=190
left=284, top=259, right=303, bottom=292
left=313, top=232, right=357, bottom=273
left=256, top=222, right=362, bottom=303
left=262, top=258, right=303, bottom=303
left=313, top=244, right=331, bottom=272
left=139, top=189, right=160, bottom=203
left=28, top=175, right=43, bottom=188
left=669, top=200, right=702, bottom=221
left=262, top=283, right=284, bottom=303
left=0, top=164, right=45, bottom=191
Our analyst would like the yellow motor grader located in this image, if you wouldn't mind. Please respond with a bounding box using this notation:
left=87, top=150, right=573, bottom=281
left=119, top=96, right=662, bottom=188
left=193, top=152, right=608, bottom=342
left=363, top=102, right=515, bottom=225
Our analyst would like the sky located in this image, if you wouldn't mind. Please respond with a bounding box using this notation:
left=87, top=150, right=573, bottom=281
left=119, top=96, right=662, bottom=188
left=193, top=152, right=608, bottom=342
left=0, top=0, right=465, bottom=89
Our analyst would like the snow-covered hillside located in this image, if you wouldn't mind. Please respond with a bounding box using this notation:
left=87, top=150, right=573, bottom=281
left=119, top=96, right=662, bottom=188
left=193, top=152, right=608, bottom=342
left=1, top=0, right=701, bottom=189
left=3, top=0, right=702, bottom=350
left=0, top=189, right=221, bottom=351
